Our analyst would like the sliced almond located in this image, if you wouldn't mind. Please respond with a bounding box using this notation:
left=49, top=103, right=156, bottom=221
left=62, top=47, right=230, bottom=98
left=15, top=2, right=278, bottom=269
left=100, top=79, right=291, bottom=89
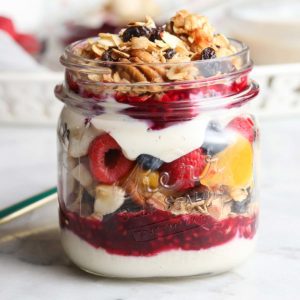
left=111, top=48, right=130, bottom=58
left=161, top=31, right=186, bottom=49
left=98, top=33, right=122, bottom=47
left=128, top=16, right=156, bottom=29
left=91, top=44, right=104, bottom=56
left=155, top=39, right=169, bottom=49
left=131, top=36, right=155, bottom=50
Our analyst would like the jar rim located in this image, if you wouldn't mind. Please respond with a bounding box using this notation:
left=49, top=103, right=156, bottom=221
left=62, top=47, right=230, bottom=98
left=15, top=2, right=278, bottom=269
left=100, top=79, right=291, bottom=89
left=60, top=38, right=252, bottom=87
left=55, top=79, right=259, bottom=114
left=57, top=37, right=258, bottom=111
left=61, top=37, right=249, bottom=67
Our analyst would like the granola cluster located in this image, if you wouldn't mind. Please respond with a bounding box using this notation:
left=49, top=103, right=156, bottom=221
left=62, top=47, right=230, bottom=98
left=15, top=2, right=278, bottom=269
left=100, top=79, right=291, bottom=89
left=117, top=163, right=256, bottom=221
left=73, top=10, right=239, bottom=84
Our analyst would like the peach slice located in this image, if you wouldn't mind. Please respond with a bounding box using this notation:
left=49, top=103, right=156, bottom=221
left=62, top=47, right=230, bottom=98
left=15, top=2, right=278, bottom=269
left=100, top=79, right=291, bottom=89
left=200, top=135, right=253, bottom=189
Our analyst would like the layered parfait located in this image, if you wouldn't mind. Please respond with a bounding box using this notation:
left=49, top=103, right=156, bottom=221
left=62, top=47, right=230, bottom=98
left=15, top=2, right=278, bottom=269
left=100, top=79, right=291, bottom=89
left=56, top=10, right=259, bottom=278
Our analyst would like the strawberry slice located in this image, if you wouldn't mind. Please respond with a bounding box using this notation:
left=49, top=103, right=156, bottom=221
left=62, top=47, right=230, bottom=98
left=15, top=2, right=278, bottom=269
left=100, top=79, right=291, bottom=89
left=227, top=117, right=256, bottom=143
left=88, top=134, right=133, bottom=184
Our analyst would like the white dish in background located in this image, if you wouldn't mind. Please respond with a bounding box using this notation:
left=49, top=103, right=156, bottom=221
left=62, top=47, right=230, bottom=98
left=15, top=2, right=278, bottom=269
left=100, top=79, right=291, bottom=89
left=0, top=64, right=300, bottom=126
left=227, top=0, right=300, bottom=65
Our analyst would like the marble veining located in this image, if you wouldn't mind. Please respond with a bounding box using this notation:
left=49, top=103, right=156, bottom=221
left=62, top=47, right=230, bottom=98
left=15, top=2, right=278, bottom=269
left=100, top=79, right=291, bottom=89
left=0, top=119, right=300, bottom=300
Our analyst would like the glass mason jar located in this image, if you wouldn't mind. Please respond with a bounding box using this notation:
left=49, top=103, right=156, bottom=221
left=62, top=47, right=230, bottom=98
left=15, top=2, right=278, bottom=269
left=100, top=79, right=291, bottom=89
left=55, top=38, right=259, bottom=278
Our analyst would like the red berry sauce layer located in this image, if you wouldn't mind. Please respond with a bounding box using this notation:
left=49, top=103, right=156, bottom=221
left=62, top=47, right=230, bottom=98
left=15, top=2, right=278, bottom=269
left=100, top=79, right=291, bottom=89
left=60, top=207, right=257, bottom=256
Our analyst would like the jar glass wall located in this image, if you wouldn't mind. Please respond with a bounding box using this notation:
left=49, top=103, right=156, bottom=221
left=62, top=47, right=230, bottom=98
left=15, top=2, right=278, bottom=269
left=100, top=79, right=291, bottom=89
left=55, top=38, right=259, bottom=278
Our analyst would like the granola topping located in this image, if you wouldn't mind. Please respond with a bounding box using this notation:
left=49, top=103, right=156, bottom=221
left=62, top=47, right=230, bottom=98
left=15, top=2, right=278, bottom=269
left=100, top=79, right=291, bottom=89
left=70, top=10, right=241, bottom=85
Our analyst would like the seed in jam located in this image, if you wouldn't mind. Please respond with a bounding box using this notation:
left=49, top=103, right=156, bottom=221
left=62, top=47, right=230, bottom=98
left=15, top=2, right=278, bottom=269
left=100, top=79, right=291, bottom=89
left=164, top=48, right=176, bottom=59
left=122, top=26, right=151, bottom=42
left=200, top=47, right=216, bottom=60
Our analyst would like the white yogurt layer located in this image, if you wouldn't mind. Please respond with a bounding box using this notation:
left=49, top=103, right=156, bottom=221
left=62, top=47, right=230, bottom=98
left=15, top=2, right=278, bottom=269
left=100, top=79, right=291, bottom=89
left=61, top=229, right=256, bottom=278
left=61, top=95, right=240, bottom=163
left=92, top=113, right=210, bottom=163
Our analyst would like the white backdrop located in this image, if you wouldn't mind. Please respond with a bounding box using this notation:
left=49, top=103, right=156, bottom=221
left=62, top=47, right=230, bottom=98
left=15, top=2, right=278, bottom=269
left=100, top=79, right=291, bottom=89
left=0, top=0, right=226, bottom=34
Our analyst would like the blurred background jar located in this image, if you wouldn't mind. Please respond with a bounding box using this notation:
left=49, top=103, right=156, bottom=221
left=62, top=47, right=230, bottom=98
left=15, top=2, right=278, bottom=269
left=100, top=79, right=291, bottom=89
left=225, top=0, right=300, bottom=65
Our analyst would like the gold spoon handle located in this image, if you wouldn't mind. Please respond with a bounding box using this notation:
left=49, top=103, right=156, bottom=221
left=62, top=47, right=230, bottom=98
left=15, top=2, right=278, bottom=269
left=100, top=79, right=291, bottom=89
left=0, top=187, right=57, bottom=225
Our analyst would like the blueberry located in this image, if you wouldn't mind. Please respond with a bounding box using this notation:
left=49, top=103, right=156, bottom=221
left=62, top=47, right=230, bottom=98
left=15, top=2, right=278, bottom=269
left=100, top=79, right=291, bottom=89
left=231, top=192, right=252, bottom=214
left=164, top=48, right=176, bottom=59
left=201, top=121, right=229, bottom=156
left=122, top=26, right=151, bottom=42
left=136, top=154, right=163, bottom=171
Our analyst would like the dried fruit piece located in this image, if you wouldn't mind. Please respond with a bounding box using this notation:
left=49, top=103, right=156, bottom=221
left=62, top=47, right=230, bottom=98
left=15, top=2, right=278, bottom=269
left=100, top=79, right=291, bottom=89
left=149, top=26, right=164, bottom=42
left=122, top=26, right=151, bottom=42
left=164, top=48, right=176, bottom=59
left=200, top=47, right=216, bottom=60
left=94, top=184, right=126, bottom=216
left=200, top=135, right=253, bottom=189
left=101, top=49, right=117, bottom=61
left=88, top=134, right=134, bottom=184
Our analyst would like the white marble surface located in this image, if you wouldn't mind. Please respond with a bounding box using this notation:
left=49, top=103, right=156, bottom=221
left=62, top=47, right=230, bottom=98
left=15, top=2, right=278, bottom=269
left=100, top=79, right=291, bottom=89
left=1, top=118, right=300, bottom=300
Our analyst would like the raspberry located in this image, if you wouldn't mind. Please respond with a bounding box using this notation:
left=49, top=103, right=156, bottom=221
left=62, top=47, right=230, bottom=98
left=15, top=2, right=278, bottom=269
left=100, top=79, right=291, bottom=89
left=0, top=16, right=16, bottom=38
left=118, top=89, right=200, bottom=128
left=227, top=117, right=255, bottom=143
left=162, top=148, right=207, bottom=190
left=88, top=134, right=134, bottom=184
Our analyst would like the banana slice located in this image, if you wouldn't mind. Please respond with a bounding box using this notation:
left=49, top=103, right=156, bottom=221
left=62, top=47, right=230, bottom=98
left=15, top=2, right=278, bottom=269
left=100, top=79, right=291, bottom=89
left=60, top=107, right=86, bottom=130
left=94, top=185, right=125, bottom=216
left=60, top=107, right=103, bottom=158
left=69, top=126, right=103, bottom=158
left=71, top=163, right=93, bottom=188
